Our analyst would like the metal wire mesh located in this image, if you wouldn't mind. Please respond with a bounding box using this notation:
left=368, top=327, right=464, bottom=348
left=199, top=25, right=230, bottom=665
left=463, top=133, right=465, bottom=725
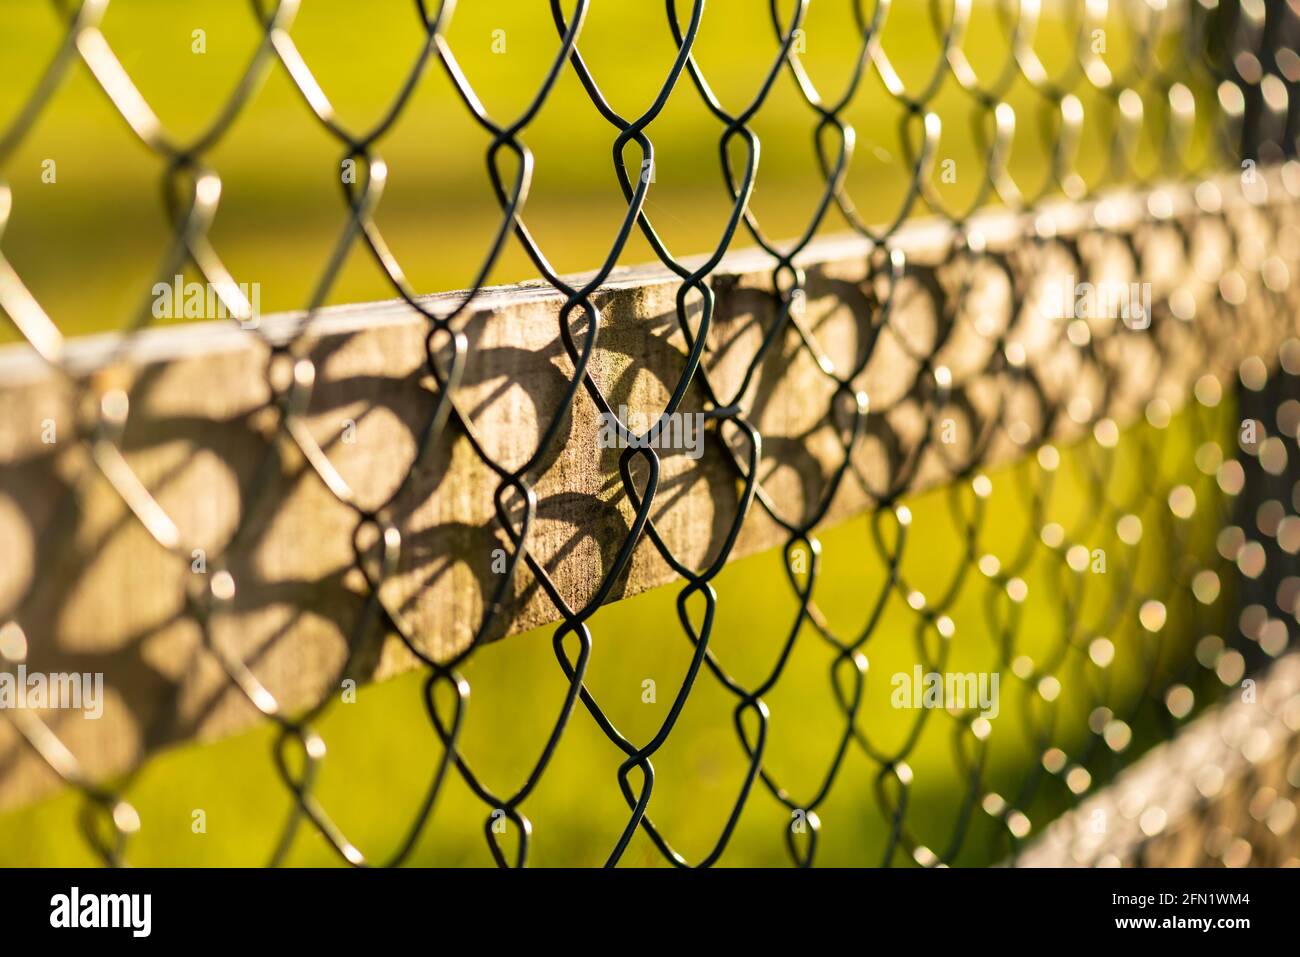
left=1, top=0, right=1300, bottom=868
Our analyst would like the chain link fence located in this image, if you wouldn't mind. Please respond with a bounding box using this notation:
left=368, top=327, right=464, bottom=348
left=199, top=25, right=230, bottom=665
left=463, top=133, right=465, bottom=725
left=1, top=0, right=1300, bottom=867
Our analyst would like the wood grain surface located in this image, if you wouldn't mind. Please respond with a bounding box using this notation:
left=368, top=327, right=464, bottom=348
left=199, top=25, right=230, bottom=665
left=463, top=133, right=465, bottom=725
left=1, top=166, right=1298, bottom=811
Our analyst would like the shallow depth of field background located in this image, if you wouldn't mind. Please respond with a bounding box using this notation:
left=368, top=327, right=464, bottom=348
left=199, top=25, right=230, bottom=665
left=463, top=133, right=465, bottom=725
left=0, top=0, right=1230, bottom=865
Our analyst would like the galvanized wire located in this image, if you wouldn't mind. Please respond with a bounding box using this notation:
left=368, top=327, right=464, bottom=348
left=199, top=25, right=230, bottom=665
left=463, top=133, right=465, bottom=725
left=1, top=0, right=1299, bottom=868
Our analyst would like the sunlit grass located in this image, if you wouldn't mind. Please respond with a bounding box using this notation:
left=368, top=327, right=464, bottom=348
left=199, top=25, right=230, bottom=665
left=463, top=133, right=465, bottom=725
left=0, top=400, right=1232, bottom=866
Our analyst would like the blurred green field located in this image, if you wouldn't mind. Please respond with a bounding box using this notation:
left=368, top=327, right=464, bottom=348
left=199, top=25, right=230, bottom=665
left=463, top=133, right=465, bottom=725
left=0, top=0, right=1202, bottom=338
left=0, top=1, right=1230, bottom=866
left=0, top=400, right=1232, bottom=867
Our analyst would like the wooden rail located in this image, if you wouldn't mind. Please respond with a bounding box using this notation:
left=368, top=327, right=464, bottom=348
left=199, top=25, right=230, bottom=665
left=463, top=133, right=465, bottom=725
left=1017, top=652, right=1300, bottom=867
left=1, top=166, right=1298, bottom=811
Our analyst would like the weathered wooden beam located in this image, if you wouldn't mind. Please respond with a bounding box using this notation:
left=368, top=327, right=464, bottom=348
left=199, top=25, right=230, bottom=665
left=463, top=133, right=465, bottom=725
left=1, top=167, right=1298, bottom=810
left=1016, top=652, right=1300, bottom=867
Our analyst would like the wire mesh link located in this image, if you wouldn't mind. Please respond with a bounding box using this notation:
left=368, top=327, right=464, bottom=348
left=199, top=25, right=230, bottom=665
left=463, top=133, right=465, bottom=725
left=1, top=0, right=1299, bottom=867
